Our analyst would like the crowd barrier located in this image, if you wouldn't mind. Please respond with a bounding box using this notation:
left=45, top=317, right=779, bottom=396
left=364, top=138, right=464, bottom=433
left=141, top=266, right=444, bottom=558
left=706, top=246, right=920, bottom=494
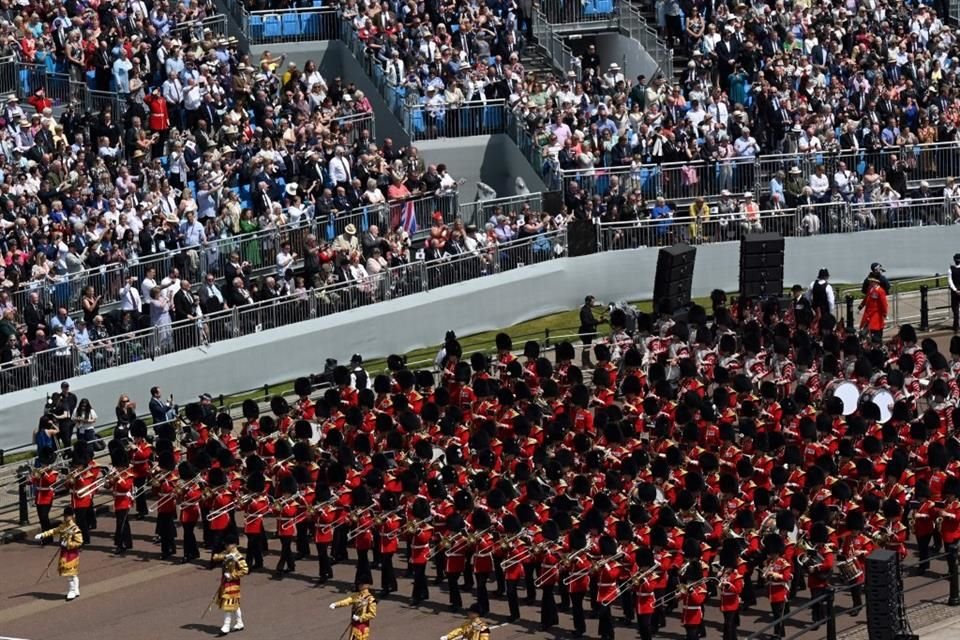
left=0, top=230, right=566, bottom=397
left=232, top=3, right=339, bottom=44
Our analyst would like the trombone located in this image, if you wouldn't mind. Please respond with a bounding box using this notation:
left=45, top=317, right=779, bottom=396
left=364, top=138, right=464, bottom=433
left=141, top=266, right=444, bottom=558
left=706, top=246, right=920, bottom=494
left=391, top=515, right=433, bottom=538
left=653, top=576, right=718, bottom=608
left=563, top=550, right=627, bottom=586
left=76, top=466, right=121, bottom=499
left=346, top=505, right=381, bottom=541
left=502, top=540, right=562, bottom=570
left=536, top=547, right=588, bottom=588
left=428, top=529, right=469, bottom=561
left=611, top=564, right=661, bottom=600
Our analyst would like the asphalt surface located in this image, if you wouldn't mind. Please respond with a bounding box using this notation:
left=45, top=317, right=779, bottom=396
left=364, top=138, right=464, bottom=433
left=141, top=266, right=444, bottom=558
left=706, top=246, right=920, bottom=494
left=0, top=514, right=955, bottom=640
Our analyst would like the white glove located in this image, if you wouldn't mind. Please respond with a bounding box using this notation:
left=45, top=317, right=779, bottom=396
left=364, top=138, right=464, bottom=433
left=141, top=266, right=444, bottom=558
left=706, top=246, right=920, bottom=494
left=224, top=573, right=232, bottom=580
left=352, top=614, right=361, bottom=622
left=34, top=534, right=42, bottom=542
left=441, top=636, right=449, bottom=640
left=329, top=603, right=337, bottom=610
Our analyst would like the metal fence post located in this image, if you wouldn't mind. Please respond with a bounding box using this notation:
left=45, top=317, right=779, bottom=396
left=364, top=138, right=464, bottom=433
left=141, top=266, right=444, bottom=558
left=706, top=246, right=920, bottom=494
left=845, top=295, right=855, bottom=333
left=920, top=285, right=929, bottom=331
left=825, top=588, right=837, bottom=640
left=544, top=328, right=551, bottom=347
left=17, top=465, right=30, bottom=525
left=950, top=544, right=960, bottom=606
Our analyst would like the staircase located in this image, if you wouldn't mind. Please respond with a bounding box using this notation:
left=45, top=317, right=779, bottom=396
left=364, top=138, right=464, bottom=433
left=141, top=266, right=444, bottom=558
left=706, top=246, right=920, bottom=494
left=530, top=9, right=583, bottom=82
left=618, top=3, right=679, bottom=85
left=519, top=42, right=564, bottom=84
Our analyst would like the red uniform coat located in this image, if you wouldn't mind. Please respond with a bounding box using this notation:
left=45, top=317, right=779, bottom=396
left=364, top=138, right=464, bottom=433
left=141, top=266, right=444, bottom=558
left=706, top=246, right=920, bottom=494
left=595, top=561, right=624, bottom=606
left=378, top=513, right=402, bottom=554
left=111, top=470, right=135, bottom=511
left=243, top=495, right=270, bottom=535
left=681, top=584, right=708, bottom=626
left=766, top=556, right=793, bottom=603
left=179, top=483, right=203, bottom=524
left=410, top=525, right=434, bottom=565
left=720, top=568, right=744, bottom=612
left=275, top=502, right=299, bottom=538
left=33, top=469, right=58, bottom=506
left=208, top=489, right=234, bottom=531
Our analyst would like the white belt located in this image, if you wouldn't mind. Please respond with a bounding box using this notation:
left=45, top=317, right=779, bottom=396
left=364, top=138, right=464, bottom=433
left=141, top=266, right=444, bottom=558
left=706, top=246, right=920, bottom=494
left=114, top=492, right=133, bottom=498
left=475, top=552, right=493, bottom=558
left=37, top=487, right=53, bottom=492
left=684, top=606, right=702, bottom=611
left=637, top=591, right=654, bottom=598
left=598, top=582, right=616, bottom=588
left=412, top=544, right=430, bottom=549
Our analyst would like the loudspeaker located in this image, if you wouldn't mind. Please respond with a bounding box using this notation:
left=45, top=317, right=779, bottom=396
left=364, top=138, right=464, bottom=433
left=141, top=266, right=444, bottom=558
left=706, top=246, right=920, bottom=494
left=654, top=244, right=696, bottom=314
left=739, top=232, right=784, bottom=299
left=865, top=550, right=909, bottom=640
left=567, top=219, right=596, bottom=257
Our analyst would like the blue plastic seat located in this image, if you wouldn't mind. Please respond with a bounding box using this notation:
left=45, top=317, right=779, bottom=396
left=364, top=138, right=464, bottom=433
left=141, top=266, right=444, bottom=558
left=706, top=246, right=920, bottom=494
left=281, top=13, right=301, bottom=37
left=411, top=110, right=426, bottom=135
left=483, top=106, right=503, bottom=130
left=248, top=15, right=264, bottom=41
left=594, top=0, right=614, bottom=13
left=263, top=14, right=282, bottom=38
left=302, top=11, right=319, bottom=37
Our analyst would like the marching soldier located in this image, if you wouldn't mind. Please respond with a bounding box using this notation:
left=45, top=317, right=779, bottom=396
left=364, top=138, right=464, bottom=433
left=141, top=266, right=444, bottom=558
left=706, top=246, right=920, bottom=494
left=762, top=534, right=792, bottom=637
left=178, top=462, right=203, bottom=563
left=243, top=472, right=269, bottom=570
left=153, top=449, right=180, bottom=560
left=31, top=446, right=59, bottom=537
left=718, top=540, right=744, bottom=640
left=595, top=535, right=625, bottom=640
left=106, top=441, right=134, bottom=554
left=470, top=509, right=496, bottom=615
left=679, top=563, right=708, bottom=640
left=538, top=520, right=562, bottom=631
left=805, top=522, right=836, bottom=624
left=34, top=507, right=84, bottom=601
left=212, top=535, right=249, bottom=636
left=441, top=604, right=492, bottom=640
left=329, top=579, right=378, bottom=640
left=66, top=443, right=97, bottom=544
left=410, top=496, right=434, bottom=605
left=129, top=420, right=154, bottom=518
left=273, top=475, right=300, bottom=579
left=376, top=491, right=403, bottom=596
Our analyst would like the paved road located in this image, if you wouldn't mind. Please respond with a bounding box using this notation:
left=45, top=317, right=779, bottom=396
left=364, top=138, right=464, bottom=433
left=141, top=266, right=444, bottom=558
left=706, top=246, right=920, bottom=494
left=0, top=515, right=955, bottom=640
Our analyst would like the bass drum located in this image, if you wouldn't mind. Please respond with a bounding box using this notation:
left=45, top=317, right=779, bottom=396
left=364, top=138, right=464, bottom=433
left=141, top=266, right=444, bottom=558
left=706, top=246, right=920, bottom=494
left=823, top=380, right=860, bottom=416
left=860, top=388, right=895, bottom=423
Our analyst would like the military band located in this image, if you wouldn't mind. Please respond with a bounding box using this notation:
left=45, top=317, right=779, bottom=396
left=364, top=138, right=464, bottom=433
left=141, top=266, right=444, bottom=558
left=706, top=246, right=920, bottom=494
left=21, top=313, right=960, bottom=638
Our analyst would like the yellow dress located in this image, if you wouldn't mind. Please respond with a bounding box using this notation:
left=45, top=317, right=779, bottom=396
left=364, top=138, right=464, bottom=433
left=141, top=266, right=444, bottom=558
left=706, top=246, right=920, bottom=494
left=333, top=590, right=377, bottom=640
left=444, top=619, right=491, bottom=640
left=39, top=522, right=83, bottom=577
left=212, top=551, right=249, bottom=612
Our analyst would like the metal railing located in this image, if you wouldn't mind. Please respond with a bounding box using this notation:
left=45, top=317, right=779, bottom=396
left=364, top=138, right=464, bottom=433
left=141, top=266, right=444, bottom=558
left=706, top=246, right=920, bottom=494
left=16, top=63, right=127, bottom=118
left=0, top=54, right=17, bottom=96
left=404, top=100, right=507, bottom=141
left=167, top=14, right=228, bottom=44
left=237, top=4, right=339, bottom=44
left=618, top=4, right=674, bottom=81
left=0, top=231, right=566, bottom=397
left=532, top=9, right=583, bottom=82
left=540, top=0, right=618, bottom=24
left=458, top=192, right=545, bottom=229
left=556, top=143, right=960, bottom=204
left=597, top=209, right=798, bottom=250
left=333, top=110, right=377, bottom=145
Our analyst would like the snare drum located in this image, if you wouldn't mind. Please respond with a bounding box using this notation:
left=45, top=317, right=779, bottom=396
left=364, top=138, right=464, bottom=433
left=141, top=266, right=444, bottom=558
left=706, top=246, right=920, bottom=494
left=823, top=380, right=860, bottom=415
left=835, top=558, right=860, bottom=583
left=860, top=388, right=895, bottom=423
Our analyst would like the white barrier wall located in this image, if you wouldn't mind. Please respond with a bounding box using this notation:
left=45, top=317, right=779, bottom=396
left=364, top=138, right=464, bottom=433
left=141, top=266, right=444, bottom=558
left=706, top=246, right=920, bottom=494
left=2, top=225, right=958, bottom=450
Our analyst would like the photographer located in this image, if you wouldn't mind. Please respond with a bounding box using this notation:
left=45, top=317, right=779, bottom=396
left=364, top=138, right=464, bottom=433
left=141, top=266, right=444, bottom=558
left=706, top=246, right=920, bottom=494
left=50, top=381, right=78, bottom=449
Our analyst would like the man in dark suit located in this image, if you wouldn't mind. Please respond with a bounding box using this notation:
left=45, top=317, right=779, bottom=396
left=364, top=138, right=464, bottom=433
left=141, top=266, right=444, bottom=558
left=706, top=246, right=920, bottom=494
left=173, top=280, right=199, bottom=348
left=253, top=181, right=273, bottom=217
left=199, top=272, right=227, bottom=314
left=22, top=291, right=47, bottom=340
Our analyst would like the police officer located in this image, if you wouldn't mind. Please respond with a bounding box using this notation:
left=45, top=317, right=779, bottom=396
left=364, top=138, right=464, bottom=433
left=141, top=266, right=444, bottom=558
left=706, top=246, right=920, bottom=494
left=861, top=262, right=891, bottom=294
left=578, top=296, right=604, bottom=369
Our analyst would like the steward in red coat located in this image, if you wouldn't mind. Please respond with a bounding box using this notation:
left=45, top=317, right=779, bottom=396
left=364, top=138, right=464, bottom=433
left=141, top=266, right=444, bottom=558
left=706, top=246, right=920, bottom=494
left=143, top=88, right=170, bottom=133
left=859, top=278, right=888, bottom=338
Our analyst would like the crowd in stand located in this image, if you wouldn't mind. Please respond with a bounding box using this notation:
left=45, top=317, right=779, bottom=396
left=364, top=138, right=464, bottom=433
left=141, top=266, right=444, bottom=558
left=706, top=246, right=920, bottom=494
left=0, top=0, right=578, bottom=386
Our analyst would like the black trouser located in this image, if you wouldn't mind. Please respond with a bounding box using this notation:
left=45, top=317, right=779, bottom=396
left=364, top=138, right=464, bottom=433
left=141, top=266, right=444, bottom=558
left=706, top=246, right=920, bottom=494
left=182, top=523, right=199, bottom=560
left=947, top=542, right=960, bottom=603
left=434, top=551, right=446, bottom=583
left=316, top=542, right=332, bottom=580
left=296, top=522, right=311, bottom=558
left=74, top=507, right=91, bottom=544
left=448, top=571, right=463, bottom=609
left=133, top=477, right=148, bottom=516
left=685, top=625, right=700, bottom=640
left=463, top=557, right=474, bottom=590
left=810, top=586, right=827, bottom=622
left=772, top=601, right=786, bottom=637
left=541, top=583, right=559, bottom=629
left=850, top=584, right=863, bottom=609
left=380, top=552, right=396, bottom=592
left=918, top=534, right=933, bottom=572
left=952, top=290, right=960, bottom=330
left=722, top=610, right=739, bottom=640
left=638, top=613, right=653, bottom=640
left=620, top=587, right=635, bottom=622
left=114, top=509, right=132, bottom=550
left=37, top=504, right=52, bottom=536
left=355, top=549, right=370, bottom=587
left=332, top=525, right=348, bottom=562
left=157, top=512, right=176, bottom=558
left=571, top=591, right=587, bottom=634
left=276, top=537, right=296, bottom=573
left=412, top=563, right=429, bottom=602
left=494, top=563, right=505, bottom=595
left=506, top=579, right=521, bottom=620
left=58, top=421, right=74, bottom=450
left=200, top=508, right=210, bottom=547
left=474, top=571, right=490, bottom=615
left=245, top=532, right=264, bottom=569
left=598, top=603, right=614, bottom=640
left=208, top=528, right=226, bottom=558
left=742, top=569, right=757, bottom=606
left=523, top=562, right=537, bottom=602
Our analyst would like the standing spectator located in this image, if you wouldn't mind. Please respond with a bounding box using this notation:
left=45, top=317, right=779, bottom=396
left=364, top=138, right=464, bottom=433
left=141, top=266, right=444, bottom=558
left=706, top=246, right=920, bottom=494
left=51, top=381, right=78, bottom=450
left=807, top=268, right=835, bottom=319
left=861, top=263, right=891, bottom=295
left=74, top=399, right=98, bottom=446
left=149, top=386, right=177, bottom=426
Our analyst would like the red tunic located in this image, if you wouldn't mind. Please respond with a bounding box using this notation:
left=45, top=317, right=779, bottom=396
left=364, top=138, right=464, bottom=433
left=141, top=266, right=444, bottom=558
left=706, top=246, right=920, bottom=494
left=444, top=535, right=469, bottom=574
left=275, top=502, right=299, bottom=538
left=111, top=471, right=135, bottom=511
left=766, top=557, right=793, bottom=603
left=410, top=525, right=434, bottom=565
left=681, top=584, right=708, bottom=626
left=153, top=475, right=179, bottom=516
left=719, top=569, right=744, bottom=612
left=595, top=561, right=624, bottom=606
left=244, top=495, right=270, bottom=535
left=314, top=505, right=341, bottom=544
left=70, top=466, right=99, bottom=509
left=179, top=483, right=202, bottom=524
left=378, top=514, right=402, bottom=554
left=33, top=469, right=58, bottom=506
left=130, top=440, right=153, bottom=479
left=208, top=489, right=234, bottom=531
left=472, top=533, right=496, bottom=574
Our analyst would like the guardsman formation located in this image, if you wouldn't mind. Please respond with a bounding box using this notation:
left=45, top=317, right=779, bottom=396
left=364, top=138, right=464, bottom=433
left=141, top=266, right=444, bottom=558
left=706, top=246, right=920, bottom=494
left=24, top=294, right=960, bottom=639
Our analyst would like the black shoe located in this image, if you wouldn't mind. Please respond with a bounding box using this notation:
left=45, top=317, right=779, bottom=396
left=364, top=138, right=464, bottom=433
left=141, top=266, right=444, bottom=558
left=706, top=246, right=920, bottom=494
left=379, top=589, right=392, bottom=598
left=411, top=599, right=421, bottom=607
left=273, top=571, right=284, bottom=580
left=572, top=632, right=584, bottom=638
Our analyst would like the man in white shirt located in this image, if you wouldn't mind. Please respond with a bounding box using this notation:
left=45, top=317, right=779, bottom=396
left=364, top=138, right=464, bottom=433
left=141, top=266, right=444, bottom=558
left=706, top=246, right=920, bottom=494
left=833, top=161, right=856, bottom=199
left=808, top=165, right=830, bottom=202
left=119, top=276, right=143, bottom=315
left=141, top=267, right=160, bottom=301
left=160, top=268, right=181, bottom=302
left=733, top=128, right=759, bottom=157
left=328, top=147, right=351, bottom=187
left=276, top=241, right=297, bottom=279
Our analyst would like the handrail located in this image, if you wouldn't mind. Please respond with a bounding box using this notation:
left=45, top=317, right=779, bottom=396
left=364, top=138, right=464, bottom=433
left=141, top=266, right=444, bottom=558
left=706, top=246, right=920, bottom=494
left=532, top=9, right=583, bottom=82
left=618, top=5, right=673, bottom=81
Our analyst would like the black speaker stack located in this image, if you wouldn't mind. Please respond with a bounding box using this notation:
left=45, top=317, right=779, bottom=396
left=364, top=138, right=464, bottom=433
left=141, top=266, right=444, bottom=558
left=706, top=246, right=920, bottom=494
left=567, top=219, right=597, bottom=257
left=739, top=232, right=785, bottom=299
left=653, top=244, right=696, bottom=314
left=865, top=550, right=915, bottom=640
